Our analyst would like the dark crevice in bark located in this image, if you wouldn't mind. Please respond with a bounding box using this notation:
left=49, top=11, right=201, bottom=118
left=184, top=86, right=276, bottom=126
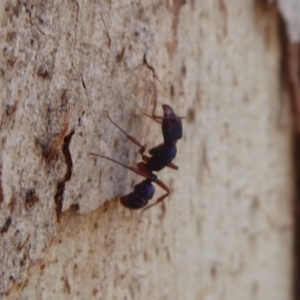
left=1, top=216, right=12, bottom=234
left=143, top=52, right=157, bottom=79
left=0, top=165, right=3, bottom=204
left=279, top=14, right=300, bottom=300
left=293, top=135, right=300, bottom=300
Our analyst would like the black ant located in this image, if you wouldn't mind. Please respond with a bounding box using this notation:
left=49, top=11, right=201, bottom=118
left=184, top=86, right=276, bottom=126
left=90, top=83, right=183, bottom=212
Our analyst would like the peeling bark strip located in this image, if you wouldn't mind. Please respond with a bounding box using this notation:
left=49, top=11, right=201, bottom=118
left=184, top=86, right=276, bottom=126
left=54, top=129, right=75, bottom=222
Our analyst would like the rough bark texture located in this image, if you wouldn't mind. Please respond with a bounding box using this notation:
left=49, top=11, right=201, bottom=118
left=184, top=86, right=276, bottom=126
left=0, top=1, right=293, bottom=299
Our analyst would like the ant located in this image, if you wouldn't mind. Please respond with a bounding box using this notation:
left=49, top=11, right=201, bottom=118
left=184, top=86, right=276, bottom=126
left=90, top=83, right=183, bottom=213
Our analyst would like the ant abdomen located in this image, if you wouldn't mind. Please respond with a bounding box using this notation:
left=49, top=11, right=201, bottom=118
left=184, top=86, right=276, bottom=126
left=120, top=179, right=155, bottom=209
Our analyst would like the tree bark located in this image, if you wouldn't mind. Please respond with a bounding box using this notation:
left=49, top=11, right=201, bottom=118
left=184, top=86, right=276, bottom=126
left=0, top=1, right=293, bottom=299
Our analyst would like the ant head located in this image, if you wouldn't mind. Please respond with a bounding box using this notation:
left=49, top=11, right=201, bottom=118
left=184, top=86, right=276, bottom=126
left=162, top=104, right=174, bottom=117
left=161, top=104, right=183, bottom=144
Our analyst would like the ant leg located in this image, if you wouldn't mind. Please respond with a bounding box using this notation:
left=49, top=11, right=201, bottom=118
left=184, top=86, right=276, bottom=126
left=89, top=153, right=155, bottom=181
left=140, top=179, right=170, bottom=215
left=142, top=113, right=162, bottom=124
left=104, top=111, right=146, bottom=155
left=137, top=162, right=152, bottom=178
left=142, top=82, right=163, bottom=124
left=144, top=82, right=186, bottom=123
left=166, top=162, right=179, bottom=170
left=149, top=82, right=160, bottom=119
left=143, top=113, right=187, bottom=123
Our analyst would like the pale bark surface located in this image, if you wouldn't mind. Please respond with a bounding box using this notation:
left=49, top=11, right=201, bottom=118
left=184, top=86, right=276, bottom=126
left=278, top=0, right=300, bottom=42
left=0, top=1, right=293, bottom=299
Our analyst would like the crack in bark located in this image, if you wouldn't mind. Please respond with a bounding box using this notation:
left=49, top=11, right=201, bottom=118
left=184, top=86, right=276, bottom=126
left=143, top=52, right=157, bottom=79
left=100, top=13, right=111, bottom=49
left=1, top=216, right=12, bottom=234
left=80, top=72, right=89, bottom=99
left=43, top=114, right=70, bottom=164
left=17, top=235, right=30, bottom=251
left=54, top=129, right=75, bottom=222
left=116, top=46, right=125, bottom=62
left=74, top=0, right=80, bottom=41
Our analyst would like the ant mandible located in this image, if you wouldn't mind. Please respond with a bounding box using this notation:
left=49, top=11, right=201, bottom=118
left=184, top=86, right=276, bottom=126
left=90, top=83, right=183, bottom=213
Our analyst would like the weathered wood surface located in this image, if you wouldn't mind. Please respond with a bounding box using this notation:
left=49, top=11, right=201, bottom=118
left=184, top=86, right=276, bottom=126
left=0, top=1, right=293, bottom=299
